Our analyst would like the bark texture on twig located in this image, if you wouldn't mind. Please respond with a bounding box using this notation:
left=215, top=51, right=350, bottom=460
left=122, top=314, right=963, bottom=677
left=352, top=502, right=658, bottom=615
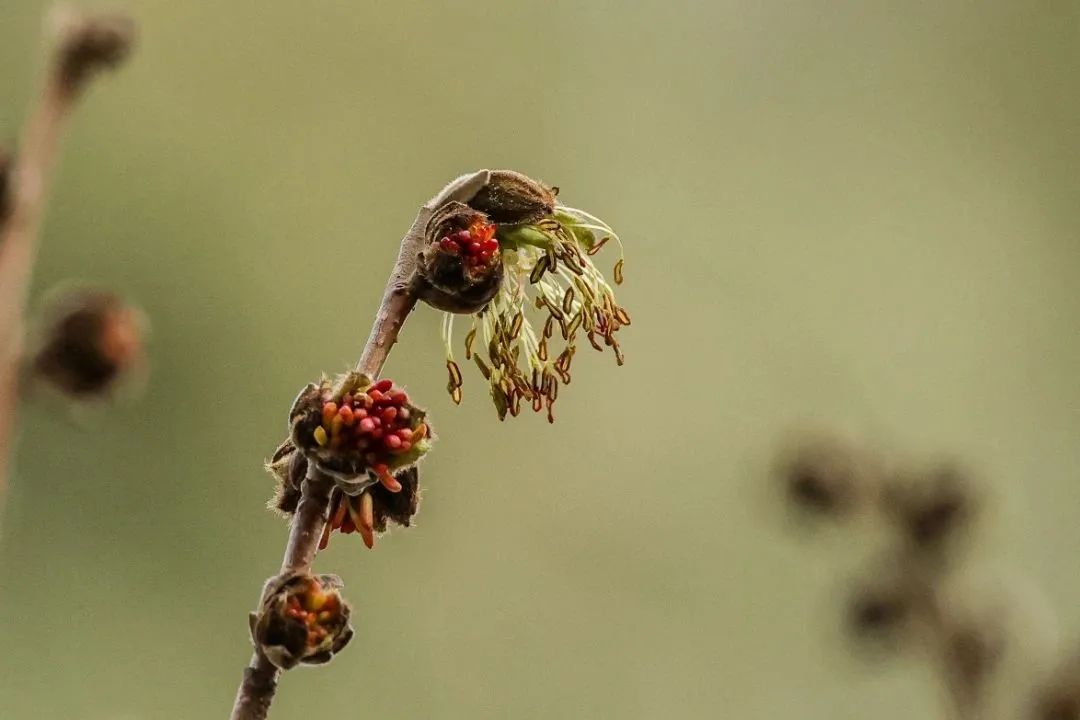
left=229, top=170, right=490, bottom=720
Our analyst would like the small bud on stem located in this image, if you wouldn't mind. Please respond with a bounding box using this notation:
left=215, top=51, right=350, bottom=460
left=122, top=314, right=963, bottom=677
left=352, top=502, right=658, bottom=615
left=252, top=573, right=353, bottom=670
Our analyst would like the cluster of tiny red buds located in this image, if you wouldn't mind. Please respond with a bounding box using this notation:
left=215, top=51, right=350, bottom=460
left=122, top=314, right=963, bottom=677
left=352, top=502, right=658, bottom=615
left=284, top=578, right=343, bottom=650
left=312, top=378, right=429, bottom=490
left=288, top=372, right=433, bottom=496
left=253, top=573, right=353, bottom=670
left=437, top=220, right=499, bottom=270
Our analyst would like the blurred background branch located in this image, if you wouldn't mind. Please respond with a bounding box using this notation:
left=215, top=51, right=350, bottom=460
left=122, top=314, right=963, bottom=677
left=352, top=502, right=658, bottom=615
left=0, top=8, right=134, bottom=512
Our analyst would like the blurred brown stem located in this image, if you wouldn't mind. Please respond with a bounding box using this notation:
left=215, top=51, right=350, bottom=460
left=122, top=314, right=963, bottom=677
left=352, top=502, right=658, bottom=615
left=0, top=10, right=134, bottom=514
left=229, top=170, right=490, bottom=720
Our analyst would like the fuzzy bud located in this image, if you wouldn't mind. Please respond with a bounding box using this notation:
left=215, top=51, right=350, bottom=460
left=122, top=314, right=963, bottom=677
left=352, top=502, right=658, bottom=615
left=266, top=438, right=306, bottom=516
left=883, top=461, right=978, bottom=554
left=288, top=372, right=433, bottom=494
left=467, top=169, right=557, bottom=225
left=847, top=581, right=914, bottom=644
left=30, top=287, right=145, bottom=399
left=266, top=441, right=422, bottom=541
left=775, top=432, right=878, bottom=521
left=251, top=573, right=353, bottom=670
left=53, top=11, right=136, bottom=98
left=940, top=615, right=1004, bottom=710
left=1032, top=653, right=1080, bottom=720
left=416, top=202, right=504, bottom=314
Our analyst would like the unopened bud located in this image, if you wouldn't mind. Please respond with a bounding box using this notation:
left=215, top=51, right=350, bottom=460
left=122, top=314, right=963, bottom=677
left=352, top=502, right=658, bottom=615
left=467, top=169, right=557, bottom=225
left=53, top=10, right=136, bottom=98
left=251, top=573, right=353, bottom=670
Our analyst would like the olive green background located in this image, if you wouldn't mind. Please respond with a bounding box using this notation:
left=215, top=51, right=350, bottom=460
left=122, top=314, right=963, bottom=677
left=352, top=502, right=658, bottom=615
left=1, top=1, right=1078, bottom=718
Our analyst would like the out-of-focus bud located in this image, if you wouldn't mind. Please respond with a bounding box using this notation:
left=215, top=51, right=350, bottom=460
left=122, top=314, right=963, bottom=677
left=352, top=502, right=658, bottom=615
left=416, top=202, right=504, bottom=314
left=846, top=578, right=916, bottom=645
left=939, top=613, right=1005, bottom=712
left=883, top=461, right=978, bottom=554
left=775, top=431, right=879, bottom=521
left=288, top=372, right=433, bottom=494
left=251, top=573, right=353, bottom=670
left=467, top=169, right=557, bottom=226
left=52, top=10, right=136, bottom=98
left=1032, top=654, right=1080, bottom=720
left=30, top=287, right=146, bottom=399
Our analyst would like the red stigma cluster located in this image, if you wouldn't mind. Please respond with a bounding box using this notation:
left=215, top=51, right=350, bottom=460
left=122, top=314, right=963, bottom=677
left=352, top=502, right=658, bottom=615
left=437, top=221, right=499, bottom=269
left=314, top=378, right=429, bottom=488
left=284, top=579, right=342, bottom=650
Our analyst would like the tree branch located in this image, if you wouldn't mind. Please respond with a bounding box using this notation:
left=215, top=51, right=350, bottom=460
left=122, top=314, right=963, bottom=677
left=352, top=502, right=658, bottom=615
left=229, top=169, right=490, bottom=720
left=0, top=10, right=134, bottom=513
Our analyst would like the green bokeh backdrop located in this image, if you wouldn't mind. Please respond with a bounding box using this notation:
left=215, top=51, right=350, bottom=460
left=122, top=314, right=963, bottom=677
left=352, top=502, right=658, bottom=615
left=1, top=1, right=1078, bottom=718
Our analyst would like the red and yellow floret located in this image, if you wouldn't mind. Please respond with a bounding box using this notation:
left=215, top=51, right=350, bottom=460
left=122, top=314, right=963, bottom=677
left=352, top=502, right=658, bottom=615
left=284, top=577, right=343, bottom=650
left=437, top=220, right=500, bottom=271
left=289, top=372, right=433, bottom=491
left=253, top=572, right=353, bottom=670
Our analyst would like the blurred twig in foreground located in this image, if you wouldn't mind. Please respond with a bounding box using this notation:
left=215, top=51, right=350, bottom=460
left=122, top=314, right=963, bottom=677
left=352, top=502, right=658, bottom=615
left=0, top=9, right=135, bottom=511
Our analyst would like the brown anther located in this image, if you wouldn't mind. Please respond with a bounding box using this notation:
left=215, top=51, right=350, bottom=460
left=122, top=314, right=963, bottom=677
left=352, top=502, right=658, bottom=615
left=446, top=360, right=463, bottom=389
left=473, top=354, right=492, bottom=379
left=614, top=258, right=625, bottom=285
left=587, top=236, right=610, bottom=255
left=561, top=252, right=584, bottom=276
left=562, top=287, right=576, bottom=314
left=573, top=277, right=595, bottom=302
left=543, top=315, right=556, bottom=339
left=566, top=314, right=583, bottom=338
left=546, top=377, right=559, bottom=402
left=509, top=311, right=523, bottom=340
left=529, top=255, right=550, bottom=284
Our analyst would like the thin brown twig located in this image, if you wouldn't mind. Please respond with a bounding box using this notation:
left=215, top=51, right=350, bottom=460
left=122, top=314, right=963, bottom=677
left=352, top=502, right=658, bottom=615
left=0, top=10, right=134, bottom=512
left=229, top=170, right=490, bottom=720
